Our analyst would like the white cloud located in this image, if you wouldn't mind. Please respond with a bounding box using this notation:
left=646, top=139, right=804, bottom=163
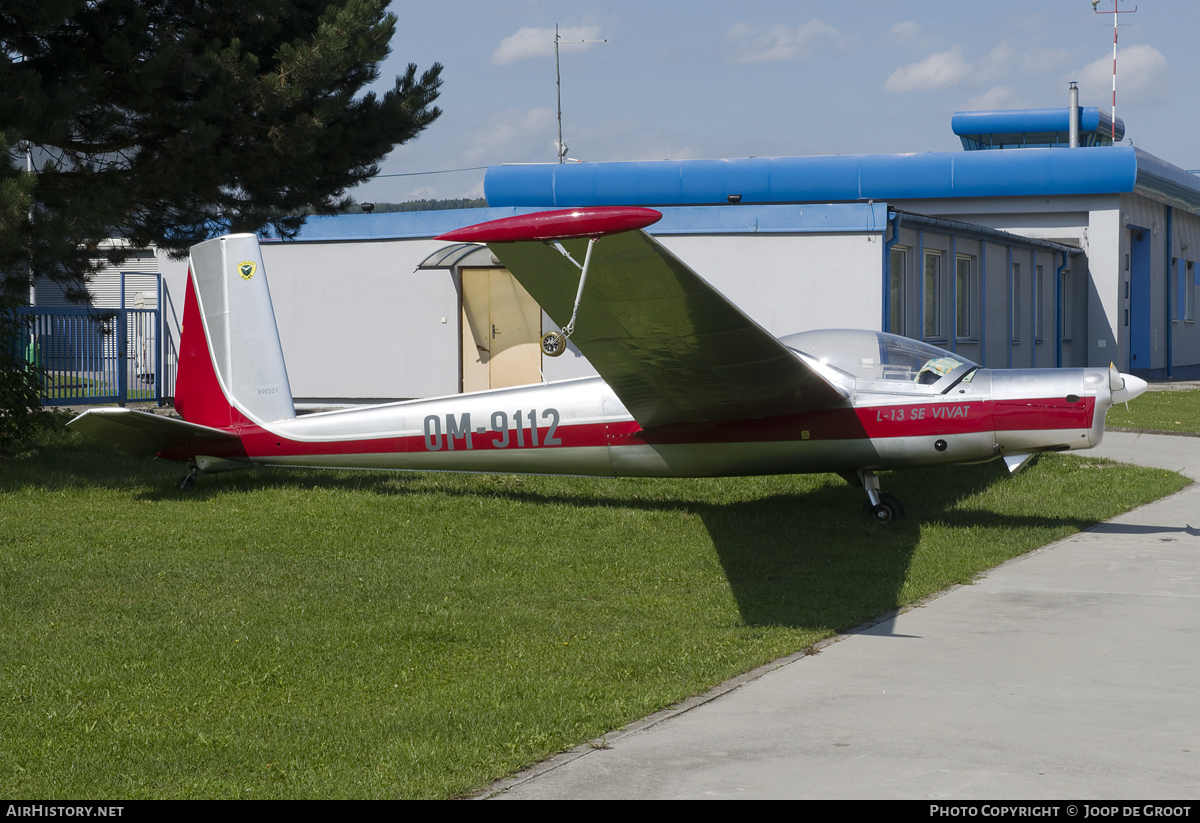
left=491, top=26, right=604, bottom=66
left=1073, top=44, right=1171, bottom=105
left=560, top=119, right=701, bottom=163
left=885, top=43, right=1018, bottom=93
left=976, top=44, right=1014, bottom=83
left=963, top=86, right=1021, bottom=111
left=460, top=106, right=701, bottom=167
left=724, top=20, right=853, bottom=65
left=465, top=108, right=558, bottom=164
left=1020, top=47, right=1078, bottom=76
left=464, top=179, right=486, bottom=200
left=887, top=21, right=922, bottom=45
left=884, top=47, right=971, bottom=92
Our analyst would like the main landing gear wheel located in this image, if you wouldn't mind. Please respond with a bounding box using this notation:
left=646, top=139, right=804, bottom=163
left=853, top=469, right=905, bottom=525
left=541, top=331, right=567, bottom=357
left=864, top=493, right=906, bottom=525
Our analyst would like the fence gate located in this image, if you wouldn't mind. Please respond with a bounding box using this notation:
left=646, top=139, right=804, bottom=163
left=15, top=272, right=169, bottom=407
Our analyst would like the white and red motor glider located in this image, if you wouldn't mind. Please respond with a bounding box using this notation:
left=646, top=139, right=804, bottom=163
left=69, top=207, right=1147, bottom=523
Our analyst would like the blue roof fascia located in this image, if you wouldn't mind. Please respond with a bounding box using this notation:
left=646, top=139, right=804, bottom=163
left=485, top=149, right=1141, bottom=208
left=273, top=203, right=891, bottom=243
left=951, top=108, right=1106, bottom=136
left=950, top=147, right=1136, bottom=197
left=1096, top=109, right=1125, bottom=142
left=1132, top=148, right=1200, bottom=216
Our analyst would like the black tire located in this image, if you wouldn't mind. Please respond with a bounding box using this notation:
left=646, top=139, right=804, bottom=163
left=863, top=493, right=904, bottom=524
left=878, top=493, right=906, bottom=521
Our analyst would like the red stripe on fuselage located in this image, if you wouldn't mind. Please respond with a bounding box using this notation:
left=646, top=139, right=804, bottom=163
left=622, top=405, right=869, bottom=446
left=857, top=401, right=990, bottom=438
left=993, top=397, right=1096, bottom=431
left=161, top=395, right=1096, bottom=463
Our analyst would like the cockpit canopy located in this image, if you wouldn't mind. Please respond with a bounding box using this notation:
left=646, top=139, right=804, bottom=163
left=780, top=329, right=979, bottom=392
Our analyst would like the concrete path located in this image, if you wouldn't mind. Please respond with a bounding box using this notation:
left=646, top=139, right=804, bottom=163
left=488, top=432, right=1200, bottom=799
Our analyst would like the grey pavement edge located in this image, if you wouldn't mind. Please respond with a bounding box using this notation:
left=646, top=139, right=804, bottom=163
left=485, top=431, right=1200, bottom=799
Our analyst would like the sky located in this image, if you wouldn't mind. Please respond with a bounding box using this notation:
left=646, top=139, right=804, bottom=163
left=354, top=0, right=1198, bottom=204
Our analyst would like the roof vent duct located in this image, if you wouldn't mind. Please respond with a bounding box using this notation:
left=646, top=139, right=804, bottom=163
left=1069, top=82, right=1080, bottom=148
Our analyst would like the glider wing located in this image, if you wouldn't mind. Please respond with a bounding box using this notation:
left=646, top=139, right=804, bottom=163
left=439, top=208, right=846, bottom=427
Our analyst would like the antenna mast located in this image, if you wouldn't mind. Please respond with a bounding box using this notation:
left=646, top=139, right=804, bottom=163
left=1092, top=0, right=1137, bottom=143
left=554, top=24, right=606, bottom=163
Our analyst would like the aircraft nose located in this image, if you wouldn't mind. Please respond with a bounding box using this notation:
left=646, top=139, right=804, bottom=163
left=1112, top=372, right=1148, bottom=404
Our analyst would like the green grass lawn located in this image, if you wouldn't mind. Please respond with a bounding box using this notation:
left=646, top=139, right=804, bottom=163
left=1106, top=388, right=1200, bottom=434
left=0, top=425, right=1188, bottom=798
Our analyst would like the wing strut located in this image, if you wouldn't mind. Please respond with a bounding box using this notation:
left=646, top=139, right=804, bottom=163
left=541, top=237, right=598, bottom=357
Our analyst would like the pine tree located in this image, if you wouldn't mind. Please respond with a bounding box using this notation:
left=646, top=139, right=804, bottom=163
left=0, top=0, right=443, bottom=292
left=0, top=1, right=441, bottom=452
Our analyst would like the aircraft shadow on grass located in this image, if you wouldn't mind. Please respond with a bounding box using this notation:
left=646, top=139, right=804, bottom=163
left=89, top=457, right=1098, bottom=632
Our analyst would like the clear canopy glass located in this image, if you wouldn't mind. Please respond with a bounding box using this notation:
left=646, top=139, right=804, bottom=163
left=780, top=329, right=979, bottom=390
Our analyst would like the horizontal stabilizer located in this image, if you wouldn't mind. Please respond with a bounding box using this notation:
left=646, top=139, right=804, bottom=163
left=67, top=408, right=243, bottom=458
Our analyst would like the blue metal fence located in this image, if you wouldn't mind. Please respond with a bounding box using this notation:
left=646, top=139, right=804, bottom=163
left=13, top=273, right=173, bottom=407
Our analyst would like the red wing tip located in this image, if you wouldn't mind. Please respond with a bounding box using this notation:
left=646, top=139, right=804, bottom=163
left=436, top=207, right=662, bottom=243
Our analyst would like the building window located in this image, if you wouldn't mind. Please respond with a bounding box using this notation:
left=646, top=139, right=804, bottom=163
left=1035, top=264, right=1045, bottom=343
left=889, top=246, right=907, bottom=336
left=1172, top=258, right=1180, bottom=322
left=924, top=251, right=942, bottom=339
left=1188, top=261, right=1196, bottom=323
left=1011, top=262, right=1021, bottom=343
left=956, top=255, right=973, bottom=339
left=1060, top=269, right=1072, bottom=341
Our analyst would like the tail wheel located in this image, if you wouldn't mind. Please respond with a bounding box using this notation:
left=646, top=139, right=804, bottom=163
left=541, top=331, right=567, bottom=357
left=178, top=463, right=200, bottom=491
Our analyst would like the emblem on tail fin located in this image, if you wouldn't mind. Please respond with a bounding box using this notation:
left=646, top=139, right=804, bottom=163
left=238, top=260, right=257, bottom=280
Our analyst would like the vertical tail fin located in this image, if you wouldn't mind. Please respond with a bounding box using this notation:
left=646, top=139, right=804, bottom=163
left=174, top=234, right=295, bottom=428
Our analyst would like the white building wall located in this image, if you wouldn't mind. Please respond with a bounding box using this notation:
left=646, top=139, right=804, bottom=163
left=659, top=233, right=884, bottom=335
left=890, top=192, right=1194, bottom=372
left=162, top=230, right=886, bottom=402
left=261, top=240, right=461, bottom=401
left=1120, top=194, right=1163, bottom=372
left=980, top=241, right=1003, bottom=367
left=1087, top=206, right=1123, bottom=369
left=1170, top=209, right=1200, bottom=374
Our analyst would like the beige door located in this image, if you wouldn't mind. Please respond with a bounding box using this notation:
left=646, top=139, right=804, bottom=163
left=461, top=267, right=543, bottom=392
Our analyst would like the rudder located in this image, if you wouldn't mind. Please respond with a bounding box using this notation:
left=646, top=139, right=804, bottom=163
left=174, top=234, right=295, bottom=428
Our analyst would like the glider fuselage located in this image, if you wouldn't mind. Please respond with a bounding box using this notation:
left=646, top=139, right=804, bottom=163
left=163, top=364, right=1109, bottom=480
